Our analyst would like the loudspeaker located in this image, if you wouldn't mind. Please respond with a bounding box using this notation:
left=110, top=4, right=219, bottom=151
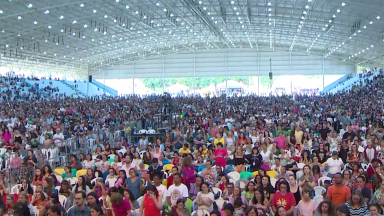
left=269, top=72, right=273, bottom=80
left=89, top=75, right=92, bottom=82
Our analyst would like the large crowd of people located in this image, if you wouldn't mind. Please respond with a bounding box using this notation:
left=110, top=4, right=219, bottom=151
left=0, top=70, right=382, bottom=216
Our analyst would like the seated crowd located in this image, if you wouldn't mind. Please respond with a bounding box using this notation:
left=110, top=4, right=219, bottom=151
left=0, top=71, right=383, bottom=216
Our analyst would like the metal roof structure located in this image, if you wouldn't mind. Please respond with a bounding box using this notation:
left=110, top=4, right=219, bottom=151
left=0, top=0, right=383, bottom=76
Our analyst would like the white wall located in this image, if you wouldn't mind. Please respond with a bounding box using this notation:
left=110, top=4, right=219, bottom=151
left=94, top=49, right=356, bottom=79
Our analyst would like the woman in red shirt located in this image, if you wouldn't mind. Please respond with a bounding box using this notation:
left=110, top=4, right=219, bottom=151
left=139, top=185, right=162, bottom=216
left=237, top=132, right=247, bottom=147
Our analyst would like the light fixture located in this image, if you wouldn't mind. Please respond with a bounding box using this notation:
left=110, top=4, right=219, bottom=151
left=17, top=15, right=22, bottom=20
left=377, top=16, right=380, bottom=20
left=337, top=9, right=340, bottom=13
left=60, top=29, right=64, bottom=32
left=44, top=10, right=50, bottom=14
left=59, top=15, right=64, bottom=19
left=80, top=3, right=84, bottom=7
left=27, top=4, right=33, bottom=8
left=341, top=2, right=345, bottom=6
left=0, top=9, right=3, bottom=14
left=83, top=24, right=88, bottom=28
left=155, top=2, right=159, bottom=6
left=93, top=9, right=97, bottom=13
left=370, top=21, right=373, bottom=24
left=48, top=25, right=51, bottom=29
left=72, top=20, right=77, bottom=24
left=267, top=2, right=271, bottom=6
left=116, top=0, right=119, bottom=2
left=332, top=14, right=336, bottom=18
left=104, top=14, right=108, bottom=18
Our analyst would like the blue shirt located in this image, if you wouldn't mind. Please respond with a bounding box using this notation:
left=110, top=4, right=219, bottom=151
left=67, top=206, right=90, bottom=216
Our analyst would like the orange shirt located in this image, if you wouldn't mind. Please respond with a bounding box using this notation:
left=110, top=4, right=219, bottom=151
left=326, top=185, right=351, bottom=207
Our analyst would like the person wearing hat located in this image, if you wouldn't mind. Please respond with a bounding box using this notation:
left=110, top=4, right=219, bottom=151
left=325, top=150, right=344, bottom=178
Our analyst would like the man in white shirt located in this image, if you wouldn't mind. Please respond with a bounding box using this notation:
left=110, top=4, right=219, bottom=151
left=325, top=151, right=344, bottom=178
left=52, top=128, right=64, bottom=147
left=167, top=173, right=188, bottom=208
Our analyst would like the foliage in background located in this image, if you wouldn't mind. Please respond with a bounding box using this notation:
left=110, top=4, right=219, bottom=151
left=140, top=75, right=324, bottom=92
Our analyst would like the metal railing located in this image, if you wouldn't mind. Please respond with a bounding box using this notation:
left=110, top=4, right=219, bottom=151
left=3, top=129, right=125, bottom=191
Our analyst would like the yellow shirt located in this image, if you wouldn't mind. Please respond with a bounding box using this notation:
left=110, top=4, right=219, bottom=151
left=179, top=148, right=191, bottom=155
left=214, top=138, right=225, bottom=146
left=294, top=130, right=303, bottom=144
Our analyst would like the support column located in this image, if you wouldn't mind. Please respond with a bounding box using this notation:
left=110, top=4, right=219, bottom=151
left=225, top=50, right=228, bottom=95
left=193, top=52, right=196, bottom=95
left=162, top=56, right=165, bottom=92
left=322, top=56, right=325, bottom=91
left=257, top=50, right=260, bottom=95
left=290, top=51, right=292, bottom=95
left=133, top=62, right=135, bottom=94
left=86, top=68, right=90, bottom=98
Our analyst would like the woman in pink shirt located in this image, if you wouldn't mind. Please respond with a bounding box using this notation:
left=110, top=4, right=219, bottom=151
left=214, top=143, right=228, bottom=168
left=275, top=132, right=286, bottom=150
left=111, top=192, right=132, bottom=216
left=2, top=128, right=11, bottom=143
left=10, top=151, right=22, bottom=169
left=182, top=155, right=196, bottom=190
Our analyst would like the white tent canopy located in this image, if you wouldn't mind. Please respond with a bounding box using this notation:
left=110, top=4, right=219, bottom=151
left=167, top=83, right=189, bottom=92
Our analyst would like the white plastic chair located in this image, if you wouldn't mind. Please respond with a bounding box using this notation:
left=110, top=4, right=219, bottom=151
left=88, top=139, right=96, bottom=151
left=139, top=151, right=146, bottom=159
left=0, top=148, right=6, bottom=155
left=68, top=177, right=78, bottom=185
left=214, top=198, right=226, bottom=210
left=34, top=206, right=40, bottom=216
left=314, top=186, right=326, bottom=196
left=137, top=196, right=144, bottom=205
left=56, top=175, right=63, bottom=183
left=297, top=163, right=305, bottom=169
left=227, top=172, right=240, bottom=182
left=11, top=184, right=21, bottom=193
left=270, top=178, right=278, bottom=188
left=58, top=195, right=67, bottom=207
left=314, top=195, right=324, bottom=205
left=318, top=176, right=331, bottom=186
left=361, top=163, right=368, bottom=171
left=138, top=130, right=147, bottom=134
left=191, top=210, right=210, bottom=216
left=105, top=178, right=117, bottom=187
left=211, top=187, right=222, bottom=199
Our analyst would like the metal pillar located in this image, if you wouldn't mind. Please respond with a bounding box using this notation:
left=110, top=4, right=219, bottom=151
left=193, top=52, right=196, bottom=95
left=257, top=49, right=260, bottom=95
left=133, top=62, right=135, bottom=94
left=290, top=51, right=292, bottom=95
left=162, top=56, right=165, bottom=92
left=86, top=68, right=90, bottom=98
left=322, top=56, right=325, bottom=91
left=225, top=50, right=228, bottom=95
